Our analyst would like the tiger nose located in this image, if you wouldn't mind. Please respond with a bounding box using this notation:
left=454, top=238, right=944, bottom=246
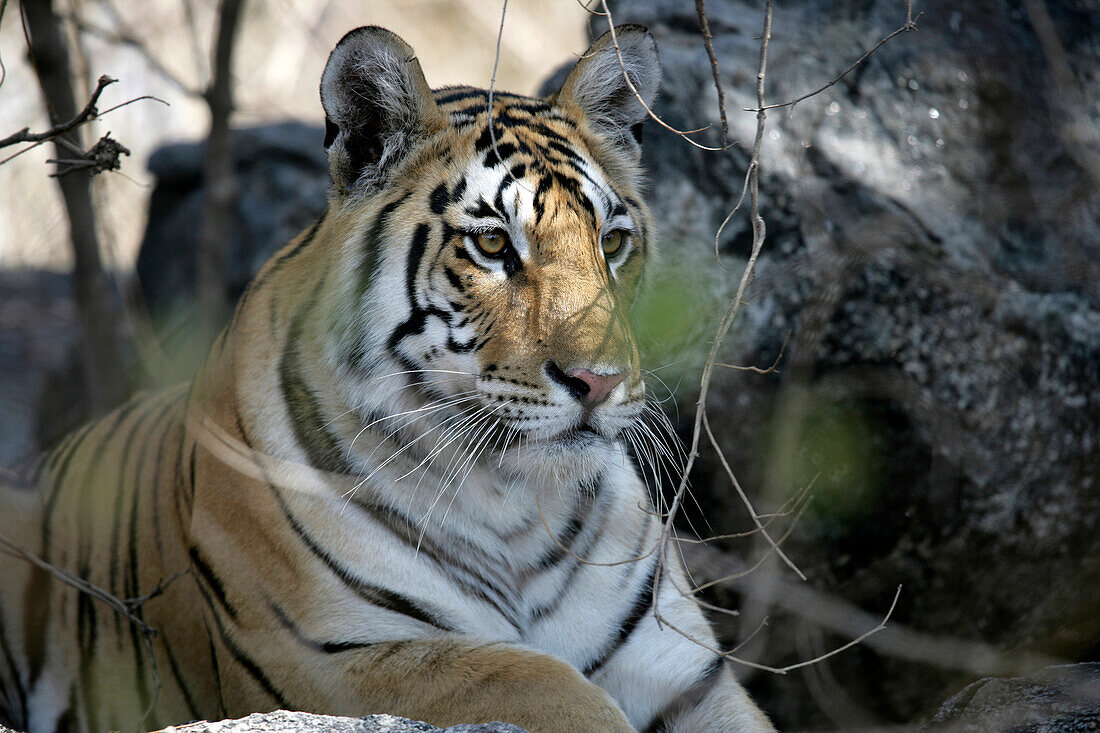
left=546, top=361, right=626, bottom=406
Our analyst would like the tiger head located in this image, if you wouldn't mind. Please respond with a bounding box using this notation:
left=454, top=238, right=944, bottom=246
left=316, top=26, right=661, bottom=479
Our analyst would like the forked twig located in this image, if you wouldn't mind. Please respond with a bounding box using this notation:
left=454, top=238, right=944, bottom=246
left=746, top=1, right=921, bottom=113
left=0, top=531, right=189, bottom=719
left=695, top=0, right=729, bottom=144
left=598, top=0, right=723, bottom=151
left=0, top=74, right=116, bottom=149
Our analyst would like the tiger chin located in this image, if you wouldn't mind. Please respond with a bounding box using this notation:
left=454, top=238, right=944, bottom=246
left=0, top=25, right=776, bottom=733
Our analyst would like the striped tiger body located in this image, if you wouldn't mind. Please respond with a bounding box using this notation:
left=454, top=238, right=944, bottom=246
left=0, top=26, right=774, bottom=733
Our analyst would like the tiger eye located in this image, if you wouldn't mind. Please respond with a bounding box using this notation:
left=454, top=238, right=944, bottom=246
left=475, top=231, right=507, bottom=256
left=601, top=229, right=626, bottom=257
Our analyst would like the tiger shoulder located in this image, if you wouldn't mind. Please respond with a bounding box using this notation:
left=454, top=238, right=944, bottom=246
left=0, top=25, right=776, bottom=733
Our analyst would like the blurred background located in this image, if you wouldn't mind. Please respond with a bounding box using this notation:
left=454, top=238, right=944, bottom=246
left=2, top=0, right=1099, bottom=730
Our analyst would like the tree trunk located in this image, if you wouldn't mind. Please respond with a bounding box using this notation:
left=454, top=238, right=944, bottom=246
left=23, top=0, right=129, bottom=418
left=197, top=0, right=247, bottom=345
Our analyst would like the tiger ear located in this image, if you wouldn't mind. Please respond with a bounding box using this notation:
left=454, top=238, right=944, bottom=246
left=320, top=26, right=445, bottom=192
left=555, top=25, right=660, bottom=151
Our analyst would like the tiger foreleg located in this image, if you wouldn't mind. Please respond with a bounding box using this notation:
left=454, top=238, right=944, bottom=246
left=265, top=638, right=633, bottom=733
left=657, top=662, right=776, bottom=732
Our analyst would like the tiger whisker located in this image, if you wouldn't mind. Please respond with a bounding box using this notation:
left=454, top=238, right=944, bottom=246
left=344, top=401, right=488, bottom=500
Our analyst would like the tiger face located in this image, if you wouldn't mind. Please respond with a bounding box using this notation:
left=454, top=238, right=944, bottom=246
left=318, top=26, right=659, bottom=479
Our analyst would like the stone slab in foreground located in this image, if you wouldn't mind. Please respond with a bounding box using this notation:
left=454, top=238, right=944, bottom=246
left=159, top=711, right=528, bottom=733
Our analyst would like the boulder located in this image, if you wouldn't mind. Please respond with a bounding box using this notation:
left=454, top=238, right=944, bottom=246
left=592, top=0, right=1100, bottom=728
left=136, top=121, right=329, bottom=381
left=926, top=663, right=1100, bottom=731
left=159, top=711, right=527, bottom=733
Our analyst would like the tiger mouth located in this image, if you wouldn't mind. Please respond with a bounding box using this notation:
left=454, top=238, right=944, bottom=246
left=554, top=424, right=611, bottom=447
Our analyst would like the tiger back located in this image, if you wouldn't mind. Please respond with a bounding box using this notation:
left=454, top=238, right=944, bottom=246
left=0, top=26, right=774, bottom=733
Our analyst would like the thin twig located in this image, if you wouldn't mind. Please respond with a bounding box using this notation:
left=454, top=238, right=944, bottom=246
left=655, top=0, right=777, bottom=627
left=0, top=533, right=188, bottom=723
left=746, top=1, right=920, bottom=112
left=0, top=93, right=164, bottom=167
left=695, top=0, right=729, bottom=144
left=599, top=0, right=723, bottom=151
left=0, top=74, right=116, bottom=149
left=96, top=0, right=203, bottom=96
left=69, top=13, right=201, bottom=97
left=0, top=0, right=9, bottom=90
left=0, top=532, right=186, bottom=635
left=486, top=0, right=531, bottom=192
left=715, top=331, right=790, bottom=374
left=573, top=0, right=605, bottom=15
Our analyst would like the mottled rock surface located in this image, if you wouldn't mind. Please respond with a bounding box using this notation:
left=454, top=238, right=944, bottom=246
left=926, top=664, right=1100, bottom=731
left=162, top=711, right=528, bottom=733
left=592, top=0, right=1100, bottom=729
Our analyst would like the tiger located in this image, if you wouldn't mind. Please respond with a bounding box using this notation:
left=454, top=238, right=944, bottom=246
left=0, top=25, right=775, bottom=733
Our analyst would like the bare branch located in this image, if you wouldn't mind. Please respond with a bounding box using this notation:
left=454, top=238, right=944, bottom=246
left=69, top=13, right=201, bottom=97
left=0, top=532, right=187, bottom=637
left=598, top=0, right=723, bottom=151
left=746, top=1, right=921, bottom=113
left=659, top=582, right=902, bottom=675
left=0, top=92, right=165, bottom=167
left=714, top=331, right=789, bottom=374
left=695, top=0, right=729, bottom=144
left=0, top=531, right=188, bottom=722
left=656, top=0, right=776, bottom=624
left=0, top=74, right=116, bottom=149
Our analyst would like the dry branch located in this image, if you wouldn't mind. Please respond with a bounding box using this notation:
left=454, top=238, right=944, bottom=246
left=0, top=73, right=116, bottom=149
left=694, top=0, right=729, bottom=143
left=747, top=1, right=921, bottom=113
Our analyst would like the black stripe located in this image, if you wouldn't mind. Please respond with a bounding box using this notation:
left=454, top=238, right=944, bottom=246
left=43, top=420, right=95, bottom=474
left=443, top=267, right=465, bottom=292
left=53, top=686, right=77, bottom=733
left=268, top=602, right=375, bottom=654
left=242, top=211, right=327, bottom=305
left=120, top=400, right=179, bottom=724
left=188, top=546, right=238, bottom=620
left=583, top=558, right=658, bottom=676
left=385, top=223, right=434, bottom=360
left=161, top=637, right=203, bottom=721
left=482, top=142, right=517, bottom=167
left=435, top=88, right=485, bottom=105
left=0, top=607, right=27, bottom=732
left=465, top=197, right=499, bottom=220
left=269, top=485, right=454, bottom=631
left=109, top=396, right=175, bottom=603
left=76, top=563, right=98, bottom=733
left=43, top=402, right=139, bottom=547
left=22, top=566, right=51, bottom=687
left=429, top=183, right=449, bottom=214
left=641, top=656, right=725, bottom=733
left=357, top=193, right=411, bottom=303
left=196, top=581, right=290, bottom=709
left=350, top=500, right=521, bottom=629
left=279, top=303, right=357, bottom=476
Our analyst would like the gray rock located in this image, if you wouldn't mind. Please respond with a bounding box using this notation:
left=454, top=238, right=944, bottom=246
left=163, top=711, right=527, bottom=733
left=135, top=121, right=329, bottom=381
left=595, top=0, right=1100, bottom=728
left=926, top=664, right=1100, bottom=731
